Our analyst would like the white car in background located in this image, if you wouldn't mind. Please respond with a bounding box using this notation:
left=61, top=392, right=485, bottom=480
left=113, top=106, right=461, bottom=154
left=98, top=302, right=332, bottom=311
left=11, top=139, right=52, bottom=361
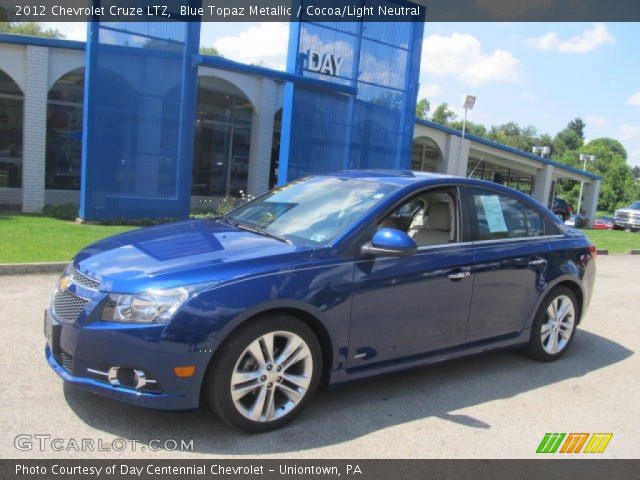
left=614, top=201, right=640, bottom=232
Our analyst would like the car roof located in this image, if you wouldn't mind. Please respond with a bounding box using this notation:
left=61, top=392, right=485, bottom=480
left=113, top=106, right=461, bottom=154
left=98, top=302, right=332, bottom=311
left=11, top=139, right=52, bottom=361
left=322, top=169, right=452, bottom=187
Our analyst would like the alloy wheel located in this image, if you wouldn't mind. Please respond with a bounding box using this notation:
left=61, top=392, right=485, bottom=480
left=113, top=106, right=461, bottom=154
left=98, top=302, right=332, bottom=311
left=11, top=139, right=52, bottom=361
left=541, top=294, right=575, bottom=354
left=230, top=331, right=313, bottom=422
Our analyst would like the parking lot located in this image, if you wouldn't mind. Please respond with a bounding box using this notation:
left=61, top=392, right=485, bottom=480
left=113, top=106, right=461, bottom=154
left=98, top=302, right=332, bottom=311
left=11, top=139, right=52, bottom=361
left=1, top=255, right=638, bottom=459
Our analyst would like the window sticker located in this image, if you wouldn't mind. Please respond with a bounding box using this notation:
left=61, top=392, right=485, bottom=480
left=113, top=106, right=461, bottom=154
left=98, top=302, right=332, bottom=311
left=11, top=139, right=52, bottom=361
left=480, top=195, right=508, bottom=233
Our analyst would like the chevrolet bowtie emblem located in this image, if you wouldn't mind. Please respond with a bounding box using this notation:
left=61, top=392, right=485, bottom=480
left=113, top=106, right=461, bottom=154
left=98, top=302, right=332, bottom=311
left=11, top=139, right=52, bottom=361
left=59, top=275, right=71, bottom=291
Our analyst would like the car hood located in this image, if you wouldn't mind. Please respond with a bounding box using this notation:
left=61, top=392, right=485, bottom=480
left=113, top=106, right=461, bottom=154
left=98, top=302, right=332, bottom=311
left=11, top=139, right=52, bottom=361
left=74, top=219, right=312, bottom=293
left=616, top=208, right=640, bottom=215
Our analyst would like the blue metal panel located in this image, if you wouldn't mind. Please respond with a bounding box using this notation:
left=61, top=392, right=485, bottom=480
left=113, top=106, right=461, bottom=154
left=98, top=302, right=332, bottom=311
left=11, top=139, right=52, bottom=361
left=80, top=10, right=201, bottom=220
left=278, top=1, right=425, bottom=185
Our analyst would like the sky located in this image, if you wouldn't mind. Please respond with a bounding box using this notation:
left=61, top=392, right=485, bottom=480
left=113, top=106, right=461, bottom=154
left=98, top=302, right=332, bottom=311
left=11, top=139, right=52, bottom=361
left=42, top=21, right=640, bottom=167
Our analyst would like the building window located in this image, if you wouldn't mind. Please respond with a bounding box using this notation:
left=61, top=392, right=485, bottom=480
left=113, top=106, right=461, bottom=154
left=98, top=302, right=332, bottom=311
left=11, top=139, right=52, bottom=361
left=45, top=68, right=84, bottom=190
left=467, top=158, right=535, bottom=196
left=412, top=137, right=443, bottom=173
left=0, top=70, right=23, bottom=188
left=193, top=76, right=253, bottom=197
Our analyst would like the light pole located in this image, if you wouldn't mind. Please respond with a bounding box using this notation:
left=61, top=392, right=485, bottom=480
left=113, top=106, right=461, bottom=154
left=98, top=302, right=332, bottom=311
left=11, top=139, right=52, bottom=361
left=577, top=154, right=596, bottom=216
left=459, top=95, right=476, bottom=175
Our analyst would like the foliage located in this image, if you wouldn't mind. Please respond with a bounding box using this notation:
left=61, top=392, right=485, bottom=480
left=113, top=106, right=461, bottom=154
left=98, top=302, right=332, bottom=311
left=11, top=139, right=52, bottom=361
left=200, top=46, right=222, bottom=56
left=415, top=98, right=430, bottom=119
left=431, top=103, right=457, bottom=125
left=0, top=22, right=64, bottom=38
left=42, top=204, right=78, bottom=221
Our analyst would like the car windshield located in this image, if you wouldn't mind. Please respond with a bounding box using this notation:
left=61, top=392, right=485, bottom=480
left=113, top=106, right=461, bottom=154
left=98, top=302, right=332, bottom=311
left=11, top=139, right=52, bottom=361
left=628, top=201, right=640, bottom=209
left=224, top=176, right=398, bottom=246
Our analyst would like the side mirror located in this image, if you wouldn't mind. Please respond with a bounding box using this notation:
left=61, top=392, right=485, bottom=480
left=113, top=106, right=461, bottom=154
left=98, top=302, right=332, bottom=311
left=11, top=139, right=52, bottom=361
left=360, top=228, right=418, bottom=258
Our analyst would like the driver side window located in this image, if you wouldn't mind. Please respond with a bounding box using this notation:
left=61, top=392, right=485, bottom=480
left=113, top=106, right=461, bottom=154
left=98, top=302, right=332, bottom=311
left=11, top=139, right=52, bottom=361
left=379, top=189, right=459, bottom=247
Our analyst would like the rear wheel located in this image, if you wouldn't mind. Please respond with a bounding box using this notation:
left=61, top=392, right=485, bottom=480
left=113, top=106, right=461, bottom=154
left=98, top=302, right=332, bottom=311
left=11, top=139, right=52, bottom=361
left=525, top=287, right=579, bottom=361
left=205, top=314, right=322, bottom=432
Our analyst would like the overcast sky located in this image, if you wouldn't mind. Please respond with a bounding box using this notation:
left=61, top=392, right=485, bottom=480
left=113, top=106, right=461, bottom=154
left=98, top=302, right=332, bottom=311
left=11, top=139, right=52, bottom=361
left=42, top=22, right=640, bottom=167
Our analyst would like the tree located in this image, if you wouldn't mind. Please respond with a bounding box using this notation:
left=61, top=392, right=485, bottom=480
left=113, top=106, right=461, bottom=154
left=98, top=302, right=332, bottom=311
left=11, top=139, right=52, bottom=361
left=588, top=138, right=627, bottom=160
left=415, top=98, right=430, bottom=120
left=431, top=103, right=456, bottom=125
left=553, top=128, right=583, bottom=157
left=449, top=120, right=487, bottom=137
left=0, top=22, right=64, bottom=39
left=567, top=117, right=586, bottom=140
left=199, top=46, right=222, bottom=56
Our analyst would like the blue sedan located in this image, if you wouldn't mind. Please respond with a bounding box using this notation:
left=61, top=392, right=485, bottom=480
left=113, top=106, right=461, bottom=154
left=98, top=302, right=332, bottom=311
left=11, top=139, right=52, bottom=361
left=45, top=171, right=596, bottom=432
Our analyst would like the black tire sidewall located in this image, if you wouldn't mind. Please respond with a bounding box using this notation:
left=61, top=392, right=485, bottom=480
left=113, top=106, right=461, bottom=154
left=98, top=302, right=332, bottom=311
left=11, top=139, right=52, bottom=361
left=206, top=314, right=322, bottom=433
left=527, top=286, right=579, bottom=362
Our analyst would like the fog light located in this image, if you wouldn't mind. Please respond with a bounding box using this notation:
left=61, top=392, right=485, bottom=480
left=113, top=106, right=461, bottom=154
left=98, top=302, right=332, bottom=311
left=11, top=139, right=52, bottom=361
left=106, top=367, right=149, bottom=389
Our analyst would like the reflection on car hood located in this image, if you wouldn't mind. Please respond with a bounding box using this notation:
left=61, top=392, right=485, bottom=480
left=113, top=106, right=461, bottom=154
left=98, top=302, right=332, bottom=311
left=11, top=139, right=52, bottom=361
left=74, top=219, right=311, bottom=293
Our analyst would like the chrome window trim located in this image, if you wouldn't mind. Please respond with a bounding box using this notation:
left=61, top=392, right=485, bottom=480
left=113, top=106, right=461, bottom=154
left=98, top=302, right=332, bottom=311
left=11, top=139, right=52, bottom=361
left=406, top=234, right=565, bottom=252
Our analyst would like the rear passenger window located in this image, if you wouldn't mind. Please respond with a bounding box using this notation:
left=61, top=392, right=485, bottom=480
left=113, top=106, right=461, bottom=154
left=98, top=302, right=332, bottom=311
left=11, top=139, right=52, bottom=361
left=525, top=207, right=545, bottom=237
left=469, top=189, right=527, bottom=240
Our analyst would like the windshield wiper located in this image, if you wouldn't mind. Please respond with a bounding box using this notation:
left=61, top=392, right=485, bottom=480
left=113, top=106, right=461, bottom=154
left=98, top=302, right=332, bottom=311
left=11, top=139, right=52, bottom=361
left=233, top=222, right=291, bottom=244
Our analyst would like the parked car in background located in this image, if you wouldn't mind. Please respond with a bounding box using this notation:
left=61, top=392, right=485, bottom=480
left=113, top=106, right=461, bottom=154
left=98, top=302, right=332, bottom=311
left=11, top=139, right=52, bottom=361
left=552, top=197, right=573, bottom=222
left=592, top=216, right=614, bottom=230
left=614, top=201, right=640, bottom=232
left=44, top=171, right=596, bottom=432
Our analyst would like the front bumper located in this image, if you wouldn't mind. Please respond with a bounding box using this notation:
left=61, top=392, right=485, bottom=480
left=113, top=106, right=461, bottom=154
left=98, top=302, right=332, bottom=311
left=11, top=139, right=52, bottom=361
left=44, top=308, right=211, bottom=410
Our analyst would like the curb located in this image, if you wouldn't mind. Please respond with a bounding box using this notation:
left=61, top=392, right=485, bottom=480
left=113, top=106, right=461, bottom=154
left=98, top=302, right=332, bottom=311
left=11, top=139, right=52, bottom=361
left=630, top=250, right=640, bottom=255
left=0, top=262, right=67, bottom=275
left=596, top=249, right=609, bottom=255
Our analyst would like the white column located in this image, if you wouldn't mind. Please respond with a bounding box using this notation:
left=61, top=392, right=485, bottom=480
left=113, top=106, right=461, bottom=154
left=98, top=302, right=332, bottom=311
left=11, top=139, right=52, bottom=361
left=247, top=78, right=277, bottom=197
left=444, top=135, right=470, bottom=177
left=532, top=164, right=554, bottom=207
left=582, top=179, right=601, bottom=228
left=21, top=45, right=49, bottom=213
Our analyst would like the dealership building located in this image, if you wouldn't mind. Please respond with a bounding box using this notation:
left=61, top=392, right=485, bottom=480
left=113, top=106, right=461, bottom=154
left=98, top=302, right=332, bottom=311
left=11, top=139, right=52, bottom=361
left=0, top=33, right=601, bottom=222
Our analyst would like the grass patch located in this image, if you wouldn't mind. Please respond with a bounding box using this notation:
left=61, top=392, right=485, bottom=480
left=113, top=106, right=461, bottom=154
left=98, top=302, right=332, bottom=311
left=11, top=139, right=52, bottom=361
left=581, top=229, right=640, bottom=254
left=0, top=214, right=136, bottom=263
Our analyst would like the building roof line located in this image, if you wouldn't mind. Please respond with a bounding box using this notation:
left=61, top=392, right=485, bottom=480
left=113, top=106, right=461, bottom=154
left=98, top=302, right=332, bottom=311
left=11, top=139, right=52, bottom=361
left=0, top=33, right=85, bottom=50
left=416, top=118, right=601, bottom=180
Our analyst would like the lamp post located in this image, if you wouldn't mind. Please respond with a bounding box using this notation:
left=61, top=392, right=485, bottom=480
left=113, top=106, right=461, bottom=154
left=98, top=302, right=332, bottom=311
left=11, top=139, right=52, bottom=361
left=577, top=154, right=596, bottom=216
left=458, top=95, right=476, bottom=175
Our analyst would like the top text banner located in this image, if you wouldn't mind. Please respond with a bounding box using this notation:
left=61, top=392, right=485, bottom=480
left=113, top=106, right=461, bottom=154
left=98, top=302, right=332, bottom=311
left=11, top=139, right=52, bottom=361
left=2, top=0, right=640, bottom=22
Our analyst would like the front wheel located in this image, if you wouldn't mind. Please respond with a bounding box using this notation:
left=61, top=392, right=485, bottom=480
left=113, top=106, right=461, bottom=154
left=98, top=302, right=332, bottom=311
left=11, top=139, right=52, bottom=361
left=205, top=315, right=322, bottom=432
left=525, top=287, right=579, bottom=362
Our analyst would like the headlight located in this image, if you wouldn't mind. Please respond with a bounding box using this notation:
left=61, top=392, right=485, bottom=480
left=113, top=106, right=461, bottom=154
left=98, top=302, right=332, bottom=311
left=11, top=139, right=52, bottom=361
left=101, top=287, right=195, bottom=324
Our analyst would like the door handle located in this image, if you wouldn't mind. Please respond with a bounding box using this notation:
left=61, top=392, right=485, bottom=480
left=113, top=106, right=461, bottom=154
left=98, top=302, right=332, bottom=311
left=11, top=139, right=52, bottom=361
left=447, top=271, right=471, bottom=280
left=529, top=257, right=547, bottom=266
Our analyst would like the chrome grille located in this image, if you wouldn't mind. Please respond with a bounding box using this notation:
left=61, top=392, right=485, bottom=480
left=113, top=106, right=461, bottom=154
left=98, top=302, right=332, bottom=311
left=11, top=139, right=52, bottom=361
left=69, top=265, right=100, bottom=290
left=55, top=350, right=73, bottom=371
left=52, top=289, right=89, bottom=324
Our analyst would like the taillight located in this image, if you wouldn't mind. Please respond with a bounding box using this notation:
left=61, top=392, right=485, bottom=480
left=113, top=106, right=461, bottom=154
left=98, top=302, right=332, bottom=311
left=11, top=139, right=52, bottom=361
left=588, top=245, right=597, bottom=258
left=568, top=206, right=573, bottom=213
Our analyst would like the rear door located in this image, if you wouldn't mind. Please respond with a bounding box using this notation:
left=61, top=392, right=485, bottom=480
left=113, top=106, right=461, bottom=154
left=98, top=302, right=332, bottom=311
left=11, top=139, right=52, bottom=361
left=462, top=186, right=551, bottom=342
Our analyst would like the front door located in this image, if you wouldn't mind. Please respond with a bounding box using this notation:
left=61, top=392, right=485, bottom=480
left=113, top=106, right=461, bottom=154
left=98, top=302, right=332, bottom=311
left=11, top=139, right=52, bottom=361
left=347, top=187, right=475, bottom=368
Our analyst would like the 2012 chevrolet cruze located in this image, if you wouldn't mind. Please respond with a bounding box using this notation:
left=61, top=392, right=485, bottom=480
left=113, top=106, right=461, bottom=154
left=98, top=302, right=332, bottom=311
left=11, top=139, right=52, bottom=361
left=45, top=171, right=596, bottom=432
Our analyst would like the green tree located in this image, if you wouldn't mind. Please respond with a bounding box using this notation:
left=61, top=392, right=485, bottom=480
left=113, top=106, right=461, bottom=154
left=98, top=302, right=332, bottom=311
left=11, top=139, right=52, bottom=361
left=588, top=138, right=627, bottom=160
left=415, top=98, right=430, bottom=120
left=431, top=103, right=456, bottom=125
left=0, top=22, right=63, bottom=38
left=567, top=117, right=586, bottom=140
left=199, top=46, right=222, bottom=56
left=449, top=120, right=487, bottom=137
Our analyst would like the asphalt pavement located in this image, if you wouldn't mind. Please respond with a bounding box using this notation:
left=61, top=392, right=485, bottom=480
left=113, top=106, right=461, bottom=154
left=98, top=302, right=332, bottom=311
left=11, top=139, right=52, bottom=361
left=1, top=255, right=638, bottom=458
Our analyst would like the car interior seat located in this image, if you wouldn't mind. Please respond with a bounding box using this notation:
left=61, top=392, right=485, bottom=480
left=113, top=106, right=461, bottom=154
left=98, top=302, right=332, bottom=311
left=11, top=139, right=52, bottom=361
left=412, top=194, right=455, bottom=246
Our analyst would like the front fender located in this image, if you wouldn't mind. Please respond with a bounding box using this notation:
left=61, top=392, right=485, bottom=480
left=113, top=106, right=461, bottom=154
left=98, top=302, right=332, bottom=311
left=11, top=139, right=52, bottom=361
left=165, top=258, right=355, bottom=373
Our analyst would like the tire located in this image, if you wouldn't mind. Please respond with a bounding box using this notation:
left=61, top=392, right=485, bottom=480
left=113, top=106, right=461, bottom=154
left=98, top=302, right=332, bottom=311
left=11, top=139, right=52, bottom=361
left=525, top=286, right=579, bottom=362
left=205, top=314, right=322, bottom=433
